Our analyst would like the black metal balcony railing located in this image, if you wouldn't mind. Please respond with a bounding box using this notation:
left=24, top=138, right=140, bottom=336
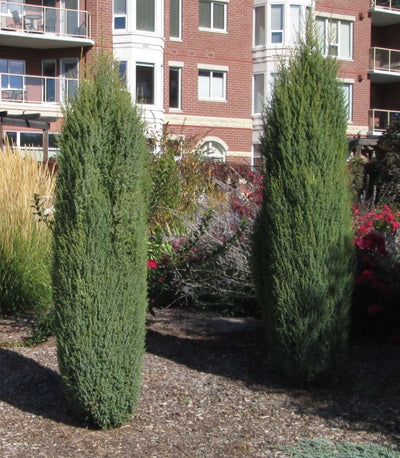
left=372, top=0, right=400, bottom=11
left=370, top=108, right=400, bottom=132
left=0, top=73, right=79, bottom=104
left=0, top=1, right=90, bottom=39
left=370, top=47, right=400, bottom=73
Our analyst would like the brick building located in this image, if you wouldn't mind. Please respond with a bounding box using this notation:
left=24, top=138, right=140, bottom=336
left=1, top=1, right=400, bottom=164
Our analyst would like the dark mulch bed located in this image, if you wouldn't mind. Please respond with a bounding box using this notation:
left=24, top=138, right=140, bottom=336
left=0, top=307, right=399, bottom=457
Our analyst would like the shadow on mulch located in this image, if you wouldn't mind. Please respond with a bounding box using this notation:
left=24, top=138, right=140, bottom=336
left=146, top=321, right=400, bottom=446
left=0, top=348, right=77, bottom=427
left=1, top=311, right=400, bottom=444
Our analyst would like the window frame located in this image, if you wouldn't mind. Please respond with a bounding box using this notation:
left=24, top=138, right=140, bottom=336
left=198, top=68, right=227, bottom=101
left=117, top=60, right=127, bottom=86
left=136, top=62, right=155, bottom=105
left=341, top=82, right=353, bottom=122
left=170, top=0, right=182, bottom=39
left=200, top=138, right=227, bottom=162
left=136, top=0, right=155, bottom=32
left=253, top=72, right=265, bottom=115
left=270, top=4, right=284, bottom=45
left=169, top=66, right=182, bottom=110
left=113, top=0, right=127, bottom=30
left=199, top=0, right=227, bottom=33
left=42, top=59, right=56, bottom=103
left=316, top=16, right=353, bottom=60
left=5, top=130, right=59, bottom=155
left=254, top=5, right=266, bottom=47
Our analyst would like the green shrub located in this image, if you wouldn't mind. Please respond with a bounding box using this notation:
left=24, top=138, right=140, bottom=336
left=283, top=439, right=400, bottom=457
left=252, top=20, right=354, bottom=385
left=53, top=52, right=150, bottom=429
left=0, top=147, right=55, bottom=316
left=149, top=126, right=215, bottom=231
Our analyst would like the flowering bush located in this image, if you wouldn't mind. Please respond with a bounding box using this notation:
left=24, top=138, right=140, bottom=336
left=353, top=205, right=400, bottom=341
left=147, top=168, right=263, bottom=317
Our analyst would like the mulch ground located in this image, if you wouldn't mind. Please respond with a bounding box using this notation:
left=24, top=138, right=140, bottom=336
left=0, top=307, right=399, bottom=457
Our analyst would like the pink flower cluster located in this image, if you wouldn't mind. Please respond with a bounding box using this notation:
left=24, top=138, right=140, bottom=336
left=353, top=205, right=400, bottom=342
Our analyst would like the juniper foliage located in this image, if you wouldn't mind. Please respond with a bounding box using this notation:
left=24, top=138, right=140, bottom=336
left=252, top=23, right=354, bottom=385
left=53, top=53, right=150, bottom=428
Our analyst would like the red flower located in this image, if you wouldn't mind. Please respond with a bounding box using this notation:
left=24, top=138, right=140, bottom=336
left=147, top=259, right=158, bottom=269
left=158, top=277, right=166, bottom=283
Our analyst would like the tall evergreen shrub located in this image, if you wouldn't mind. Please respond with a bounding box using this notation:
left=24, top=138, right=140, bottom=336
left=252, top=23, right=354, bottom=385
left=53, top=53, right=150, bottom=428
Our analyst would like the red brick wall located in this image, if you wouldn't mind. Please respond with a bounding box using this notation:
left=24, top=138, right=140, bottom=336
left=316, top=0, right=371, bottom=130
left=164, top=0, right=253, bottom=160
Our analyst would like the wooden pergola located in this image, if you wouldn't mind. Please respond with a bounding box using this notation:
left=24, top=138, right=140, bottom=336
left=0, top=111, right=56, bottom=162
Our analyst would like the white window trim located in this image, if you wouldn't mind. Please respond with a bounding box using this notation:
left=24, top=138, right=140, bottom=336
left=253, top=5, right=266, bottom=48
left=170, top=0, right=182, bottom=40
left=136, top=62, right=155, bottom=106
left=199, top=136, right=228, bottom=162
left=270, top=4, right=284, bottom=45
left=199, top=0, right=228, bottom=34
left=316, top=15, right=354, bottom=61
left=198, top=68, right=227, bottom=102
left=169, top=66, right=182, bottom=111
left=113, top=0, right=127, bottom=31
left=136, top=0, right=156, bottom=33
left=339, top=78, right=355, bottom=123
left=253, top=72, right=265, bottom=115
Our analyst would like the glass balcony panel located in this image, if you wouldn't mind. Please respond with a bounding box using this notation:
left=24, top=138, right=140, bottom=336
left=0, top=72, right=78, bottom=104
left=0, top=1, right=90, bottom=39
left=370, top=109, right=400, bottom=132
left=370, top=47, right=400, bottom=73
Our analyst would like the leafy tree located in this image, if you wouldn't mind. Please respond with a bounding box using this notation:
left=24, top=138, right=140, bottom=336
left=252, top=22, right=354, bottom=385
left=53, top=52, right=150, bottom=428
left=372, top=118, right=400, bottom=205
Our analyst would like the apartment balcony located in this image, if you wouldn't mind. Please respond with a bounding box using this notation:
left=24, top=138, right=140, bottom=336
left=0, top=1, right=93, bottom=49
left=368, top=47, right=400, bottom=83
left=370, top=0, right=400, bottom=26
left=369, top=108, right=400, bottom=134
left=0, top=73, right=78, bottom=108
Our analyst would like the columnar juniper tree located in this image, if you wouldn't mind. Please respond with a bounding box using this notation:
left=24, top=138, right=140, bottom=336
left=252, top=23, right=354, bottom=385
left=53, top=53, right=150, bottom=428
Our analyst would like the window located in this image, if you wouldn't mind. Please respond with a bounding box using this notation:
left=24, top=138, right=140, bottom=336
left=198, top=69, right=226, bottom=100
left=5, top=131, right=59, bottom=155
left=137, top=0, right=155, bottom=32
left=252, top=143, right=263, bottom=169
left=342, top=83, right=352, bottom=121
left=271, top=5, right=283, bottom=44
left=61, top=58, right=78, bottom=103
left=199, top=0, right=226, bottom=31
left=254, top=6, right=265, bottom=47
left=316, top=17, right=353, bottom=59
left=169, top=67, right=181, bottom=109
left=0, top=59, right=25, bottom=101
left=42, top=60, right=56, bottom=103
left=117, top=60, right=127, bottom=86
left=289, top=5, right=301, bottom=46
left=136, top=63, right=154, bottom=104
left=1, top=0, right=23, bottom=15
left=170, top=0, right=181, bottom=39
left=201, top=139, right=226, bottom=161
left=253, top=73, right=265, bottom=114
left=114, top=0, right=127, bottom=30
